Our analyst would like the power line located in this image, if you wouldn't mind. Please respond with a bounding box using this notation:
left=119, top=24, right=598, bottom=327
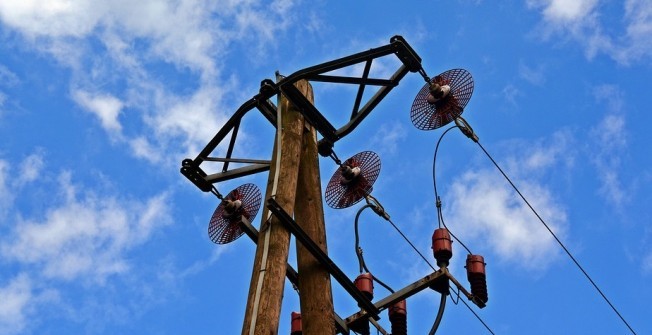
left=458, top=295, right=496, bottom=335
left=433, top=125, right=473, bottom=254
left=476, top=141, right=637, bottom=335
left=365, top=196, right=496, bottom=334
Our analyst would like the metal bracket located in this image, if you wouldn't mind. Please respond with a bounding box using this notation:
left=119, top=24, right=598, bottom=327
left=181, top=35, right=423, bottom=192
left=237, top=216, right=350, bottom=334
left=343, top=269, right=448, bottom=326
left=266, top=198, right=381, bottom=320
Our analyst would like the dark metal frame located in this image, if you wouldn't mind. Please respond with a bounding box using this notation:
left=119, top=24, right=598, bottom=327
left=267, top=198, right=381, bottom=320
left=181, top=35, right=425, bottom=192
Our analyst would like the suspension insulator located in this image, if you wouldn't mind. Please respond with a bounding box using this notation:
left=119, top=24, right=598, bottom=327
left=354, top=273, right=374, bottom=301
left=466, top=254, right=488, bottom=304
left=290, top=312, right=302, bottom=335
left=388, top=300, right=407, bottom=335
left=432, top=228, right=453, bottom=267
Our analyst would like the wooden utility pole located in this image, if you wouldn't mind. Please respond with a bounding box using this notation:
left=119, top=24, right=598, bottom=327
left=294, top=95, right=336, bottom=334
left=242, top=79, right=335, bottom=335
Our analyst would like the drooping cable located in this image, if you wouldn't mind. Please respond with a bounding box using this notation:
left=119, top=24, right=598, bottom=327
left=433, top=126, right=472, bottom=254
left=354, top=204, right=395, bottom=293
left=428, top=293, right=447, bottom=335
left=476, top=140, right=638, bottom=335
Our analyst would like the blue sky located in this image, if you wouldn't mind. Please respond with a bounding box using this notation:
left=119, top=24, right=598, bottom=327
left=0, top=0, right=651, bottom=334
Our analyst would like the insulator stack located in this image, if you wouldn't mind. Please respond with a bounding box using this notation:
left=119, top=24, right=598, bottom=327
left=388, top=300, right=407, bottom=335
left=351, top=273, right=373, bottom=335
left=432, top=228, right=453, bottom=267
left=290, top=312, right=302, bottom=335
left=354, top=273, right=374, bottom=301
left=466, top=254, right=488, bottom=304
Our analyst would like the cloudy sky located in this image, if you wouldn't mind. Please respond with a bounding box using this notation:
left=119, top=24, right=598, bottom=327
left=1, top=0, right=651, bottom=334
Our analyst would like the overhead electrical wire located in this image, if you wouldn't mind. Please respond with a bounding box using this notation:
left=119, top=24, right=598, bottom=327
left=447, top=114, right=635, bottom=334
left=361, top=195, right=496, bottom=335
left=474, top=140, right=638, bottom=335
left=459, top=296, right=496, bottom=335
left=432, top=126, right=473, bottom=255
left=365, top=195, right=437, bottom=273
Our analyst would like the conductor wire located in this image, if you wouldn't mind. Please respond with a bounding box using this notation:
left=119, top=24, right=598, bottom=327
left=476, top=141, right=637, bottom=335
left=433, top=126, right=472, bottom=254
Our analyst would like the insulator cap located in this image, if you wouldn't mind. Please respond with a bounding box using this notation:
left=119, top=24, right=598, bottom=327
left=466, top=254, right=488, bottom=304
left=354, top=273, right=374, bottom=301
left=432, top=228, right=453, bottom=266
left=290, top=312, right=302, bottom=335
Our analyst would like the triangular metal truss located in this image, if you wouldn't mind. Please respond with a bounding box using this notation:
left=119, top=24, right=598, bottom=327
left=181, top=35, right=427, bottom=192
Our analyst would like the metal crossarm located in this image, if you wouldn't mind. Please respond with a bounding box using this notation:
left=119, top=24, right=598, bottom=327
left=181, top=35, right=424, bottom=193
left=266, top=198, right=381, bottom=320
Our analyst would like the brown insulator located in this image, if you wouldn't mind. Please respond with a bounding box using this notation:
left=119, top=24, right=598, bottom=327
left=354, top=273, right=374, bottom=301
left=466, top=254, right=488, bottom=304
left=351, top=273, right=374, bottom=335
left=432, top=228, right=453, bottom=267
left=388, top=300, right=407, bottom=335
left=290, top=312, right=302, bottom=335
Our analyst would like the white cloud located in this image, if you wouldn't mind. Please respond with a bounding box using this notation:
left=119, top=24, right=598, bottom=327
left=504, top=129, right=575, bottom=177
left=0, top=64, right=19, bottom=87
left=72, top=90, right=124, bottom=135
left=0, top=160, right=10, bottom=219
left=1, top=171, right=172, bottom=283
left=540, top=0, right=598, bottom=22
left=528, top=0, right=652, bottom=64
left=0, top=0, right=301, bottom=162
left=0, top=152, right=46, bottom=219
left=369, top=122, right=407, bottom=155
left=440, top=132, right=572, bottom=271
left=518, top=61, right=546, bottom=86
left=589, top=84, right=629, bottom=206
left=17, top=151, right=44, bottom=185
left=0, top=274, right=33, bottom=335
left=590, top=114, right=628, bottom=205
left=502, top=84, right=521, bottom=106
left=643, top=252, right=652, bottom=274
left=445, top=170, right=566, bottom=270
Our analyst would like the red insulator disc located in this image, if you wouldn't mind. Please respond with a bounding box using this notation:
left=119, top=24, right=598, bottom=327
left=410, top=69, right=474, bottom=130
left=325, top=151, right=381, bottom=209
left=207, top=183, right=262, bottom=244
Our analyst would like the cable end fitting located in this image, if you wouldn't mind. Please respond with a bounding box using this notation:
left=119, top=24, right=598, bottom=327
left=454, top=117, right=479, bottom=143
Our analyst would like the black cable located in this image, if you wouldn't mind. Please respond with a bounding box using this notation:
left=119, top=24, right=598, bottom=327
left=449, top=286, right=461, bottom=305
left=433, top=126, right=473, bottom=254
left=354, top=204, right=395, bottom=293
left=459, top=297, right=496, bottom=335
left=428, top=293, right=447, bottom=335
left=386, top=217, right=437, bottom=272
left=476, top=141, right=638, bottom=335
left=364, top=196, right=438, bottom=273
